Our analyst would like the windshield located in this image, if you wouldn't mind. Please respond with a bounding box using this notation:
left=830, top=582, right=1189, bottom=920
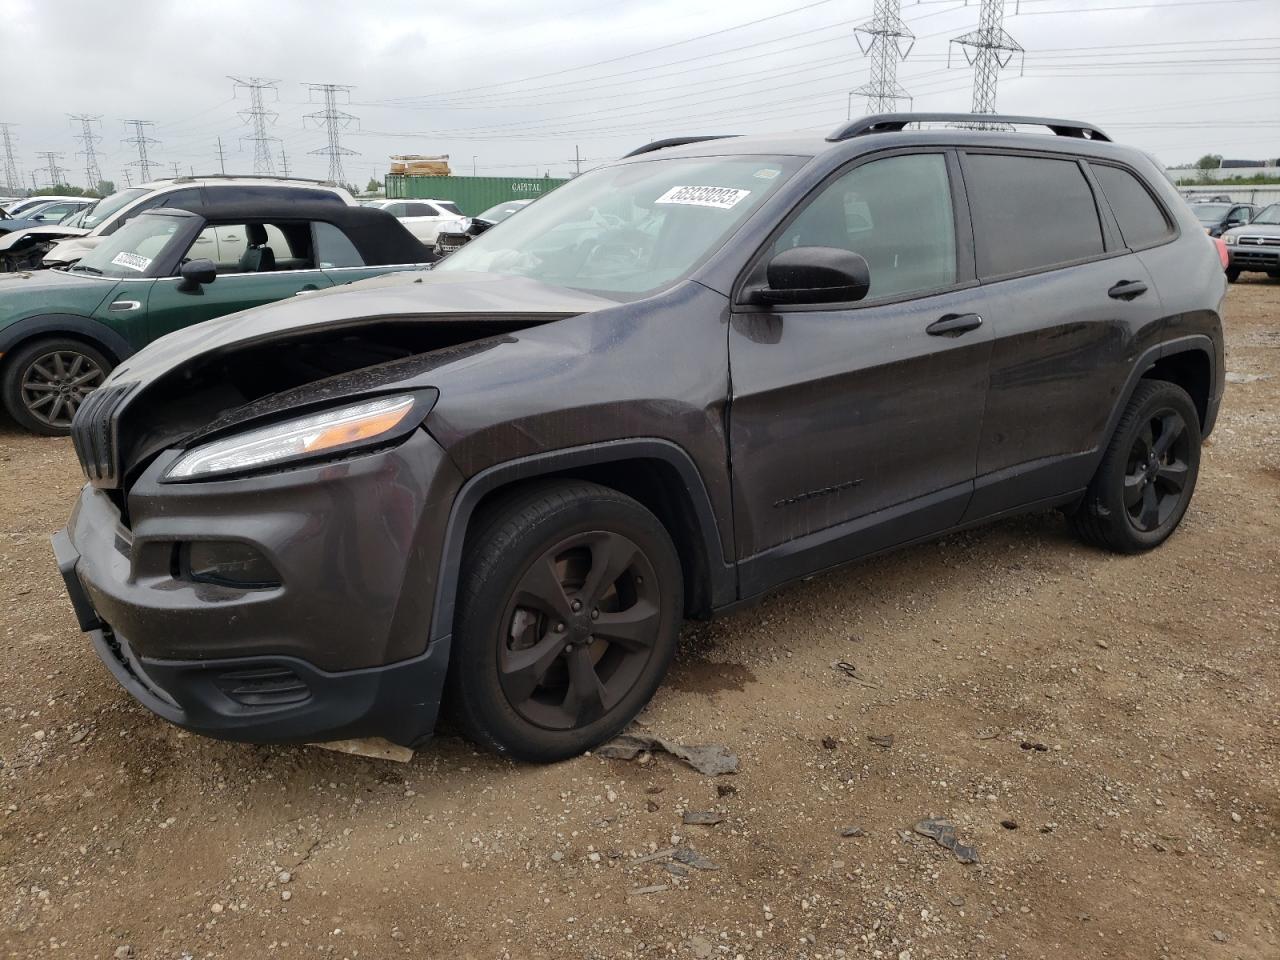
left=435, top=156, right=801, bottom=298
left=81, top=187, right=148, bottom=231
left=60, top=202, right=97, bottom=228
left=70, top=214, right=184, bottom=278
left=1250, top=203, right=1280, bottom=225
left=1192, top=203, right=1231, bottom=222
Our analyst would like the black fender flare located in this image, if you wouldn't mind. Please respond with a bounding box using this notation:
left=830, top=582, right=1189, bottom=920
left=1098, top=334, right=1219, bottom=454
left=427, top=438, right=736, bottom=644
left=0, top=314, right=136, bottom=365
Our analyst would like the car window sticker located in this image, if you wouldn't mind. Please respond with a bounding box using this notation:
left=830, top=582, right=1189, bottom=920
left=654, top=186, right=752, bottom=210
left=110, top=252, right=152, bottom=272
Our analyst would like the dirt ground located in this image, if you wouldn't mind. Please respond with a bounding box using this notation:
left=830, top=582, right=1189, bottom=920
left=1, top=280, right=1276, bottom=960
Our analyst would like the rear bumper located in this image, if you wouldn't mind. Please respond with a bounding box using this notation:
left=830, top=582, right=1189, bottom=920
left=52, top=429, right=463, bottom=745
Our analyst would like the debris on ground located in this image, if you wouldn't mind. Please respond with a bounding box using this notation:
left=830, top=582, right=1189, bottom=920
left=1001, top=819, right=1018, bottom=830
left=833, top=660, right=883, bottom=688
left=821, top=736, right=838, bottom=749
left=672, top=846, right=719, bottom=870
left=311, top=738, right=415, bottom=763
left=975, top=727, right=1001, bottom=740
left=682, top=810, right=724, bottom=826
left=628, top=884, right=669, bottom=896
left=1225, top=371, right=1271, bottom=383
left=1019, top=741, right=1049, bottom=752
left=913, top=818, right=979, bottom=864
left=868, top=733, right=894, bottom=749
left=716, top=783, right=737, bottom=798
left=839, top=826, right=866, bottom=838
left=597, top=733, right=738, bottom=775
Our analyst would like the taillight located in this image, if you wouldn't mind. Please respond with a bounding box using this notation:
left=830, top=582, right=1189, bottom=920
left=1212, top=236, right=1229, bottom=269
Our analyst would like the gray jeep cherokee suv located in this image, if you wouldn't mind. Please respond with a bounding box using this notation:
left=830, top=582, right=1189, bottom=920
left=53, top=114, right=1225, bottom=762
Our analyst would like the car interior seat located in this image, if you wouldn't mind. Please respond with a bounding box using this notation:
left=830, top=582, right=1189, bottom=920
left=239, top=224, right=276, bottom=273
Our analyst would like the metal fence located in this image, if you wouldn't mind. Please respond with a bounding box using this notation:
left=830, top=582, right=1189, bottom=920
left=1180, top=185, right=1280, bottom=206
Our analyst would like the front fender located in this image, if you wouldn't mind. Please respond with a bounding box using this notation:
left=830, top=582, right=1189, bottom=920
left=0, top=313, right=136, bottom=362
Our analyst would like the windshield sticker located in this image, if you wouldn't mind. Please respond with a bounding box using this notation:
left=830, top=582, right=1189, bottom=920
left=753, top=168, right=781, bottom=180
left=110, top=252, right=151, bottom=272
left=655, top=186, right=751, bottom=210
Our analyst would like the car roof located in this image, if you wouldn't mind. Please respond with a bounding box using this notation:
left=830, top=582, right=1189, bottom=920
left=142, top=202, right=429, bottom=265
left=138, top=176, right=347, bottom=191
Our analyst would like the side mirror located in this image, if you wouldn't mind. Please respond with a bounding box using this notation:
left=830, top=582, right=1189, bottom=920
left=751, top=246, right=871, bottom=306
left=178, top=258, right=217, bottom=291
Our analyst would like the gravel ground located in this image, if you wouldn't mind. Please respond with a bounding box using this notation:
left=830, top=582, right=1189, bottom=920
left=1, top=279, right=1276, bottom=960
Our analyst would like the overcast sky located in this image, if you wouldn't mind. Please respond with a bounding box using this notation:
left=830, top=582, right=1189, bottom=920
left=2, top=0, right=1277, bottom=190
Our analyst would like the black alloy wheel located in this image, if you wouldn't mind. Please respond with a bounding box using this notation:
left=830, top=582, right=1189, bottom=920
left=499, top=529, right=662, bottom=730
left=1121, top=408, right=1192, bottom=534
left=1069, top=379, right=1201, bottom=554
left=448, top=480, right=683, bottom=762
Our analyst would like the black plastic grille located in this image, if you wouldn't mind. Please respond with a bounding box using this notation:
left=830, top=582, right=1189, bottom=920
left=214, top=666, right=311, bottom=707
left=70, top=384, right=133, bottom=488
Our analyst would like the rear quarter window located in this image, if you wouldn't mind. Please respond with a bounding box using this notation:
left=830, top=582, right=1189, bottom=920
left=964, top=153, right=1105, bottom=278
left=1089, top=164, right=1174, bottom=249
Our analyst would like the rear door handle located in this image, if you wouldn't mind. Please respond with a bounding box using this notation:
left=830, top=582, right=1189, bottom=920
left=926, top=313, right=983, bottom=336
left=1108, top=280, right=1148, bottom=300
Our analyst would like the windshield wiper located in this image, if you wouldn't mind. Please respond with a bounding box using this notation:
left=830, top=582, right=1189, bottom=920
left=70, top=264, right=103, bottom=275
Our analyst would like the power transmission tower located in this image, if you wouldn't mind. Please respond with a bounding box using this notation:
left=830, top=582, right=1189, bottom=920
left=0, top=122, right=21, bottom=192
left=122, top=169, right=132, bottom=187
left=853, top=0, right=915, bottom=115
left=69, top=114, right=103, bottom=189
left=230, top=76, right=280, bottom=176
left=304, top=83, right=358, bottom=184
left=170, top=161, right=182, bottom=178
left=36, top=151, right=67, bottom=187
left=279, top=146, right=290, bottom=178
left=215, top=137, right=229, bottom=175
left=949, top=0, right=1024, bottom=127
left=123, top=120, right=160, bottom=182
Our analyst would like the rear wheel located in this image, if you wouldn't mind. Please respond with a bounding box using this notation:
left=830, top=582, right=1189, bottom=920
left=1069, top=379, right=1201, bottom=554
left=447, top=481, right=683, bottom=762
left=1, top=337, right=112, bottom=436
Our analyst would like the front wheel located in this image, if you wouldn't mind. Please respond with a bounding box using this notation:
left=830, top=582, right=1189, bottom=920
left=1069, top=379, right=1201, bottom=554
left=447, top=481, right=683, bottom=762
left=1, top=337, right=112, bottom=436
left=1225, top=266, right=1240, bottom=283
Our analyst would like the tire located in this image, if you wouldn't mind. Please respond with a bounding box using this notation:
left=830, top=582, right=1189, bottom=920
left=1225, top=267, right=1240, bottom=283
left=1, top=337, right=113, bottom=436
left=447, top=480, right=683, bottom=762
left=1069, top=379, right=1201, bottom=554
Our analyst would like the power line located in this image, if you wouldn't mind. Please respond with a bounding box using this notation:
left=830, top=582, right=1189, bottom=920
left=304, top=83, right=358, bottom=183
left=0, top=123, right=21, bottom=192
left=854, top=0, right=916, bottom=114
left=36, top=151, right=67, bottom=187
left=69, top=114, right=103, bottom=189
left=950, top=0, right=1024, bottom=125
left=230, top=76, right=281, bottom=176
left=123, top=120, right=160, bottom=182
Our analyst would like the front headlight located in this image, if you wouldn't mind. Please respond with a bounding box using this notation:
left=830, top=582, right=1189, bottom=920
left=165, top=394, right=420, bottom=480
left=1224, top=233, right=1236, bottom=245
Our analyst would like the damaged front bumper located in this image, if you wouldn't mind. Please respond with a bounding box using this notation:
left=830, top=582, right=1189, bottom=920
left=52, top=428, right=463, bottom=746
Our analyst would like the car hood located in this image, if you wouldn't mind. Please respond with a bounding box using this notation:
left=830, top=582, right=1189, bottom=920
left=106, top=270, right=619, bottom=386
left=1224, top=222, right=1280, bottom=239
left=0, top=223, right=90, bottom=252
left=41, top=233, right=100, bottom=263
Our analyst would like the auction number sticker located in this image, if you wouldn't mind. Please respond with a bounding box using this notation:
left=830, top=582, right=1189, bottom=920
left=110, top=252, right=152, bottom=272
left=655, top=185, right=751, bottom=209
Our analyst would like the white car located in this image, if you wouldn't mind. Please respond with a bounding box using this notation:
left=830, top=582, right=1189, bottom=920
left=362, top=198, right=466, bottom=244
left=0, top=176, right=356, bottom=271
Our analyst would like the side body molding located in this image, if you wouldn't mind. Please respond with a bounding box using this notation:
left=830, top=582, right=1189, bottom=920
left=427, top=438, right=736, bottom=645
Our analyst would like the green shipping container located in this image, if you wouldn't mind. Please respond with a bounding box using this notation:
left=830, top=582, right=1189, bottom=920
left=385, top=174, right=569, bottom=216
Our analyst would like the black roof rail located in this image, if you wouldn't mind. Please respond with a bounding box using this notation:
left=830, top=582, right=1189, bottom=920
left=622, top=135, right=739, bottom=158
left=827, top=113, right=1111, bottom=143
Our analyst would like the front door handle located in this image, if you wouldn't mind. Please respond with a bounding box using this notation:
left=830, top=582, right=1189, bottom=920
left=294, top=284, right=319, bottom=296
left=108, top=300, right=142, bottom=312
left=926, top=313, right=983, bottom=337
left=1108, top=280, right=1148, bottom=300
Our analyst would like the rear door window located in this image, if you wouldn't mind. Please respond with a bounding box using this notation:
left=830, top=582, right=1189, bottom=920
left=964, top=153, right=1105, bottom=278
left=314, top=221, right=364, bottom=268
left=1089, top=163, right=1174, bottom=249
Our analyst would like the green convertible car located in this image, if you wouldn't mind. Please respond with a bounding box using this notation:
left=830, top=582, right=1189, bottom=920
left=0, top=202, right=432, bottom=435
